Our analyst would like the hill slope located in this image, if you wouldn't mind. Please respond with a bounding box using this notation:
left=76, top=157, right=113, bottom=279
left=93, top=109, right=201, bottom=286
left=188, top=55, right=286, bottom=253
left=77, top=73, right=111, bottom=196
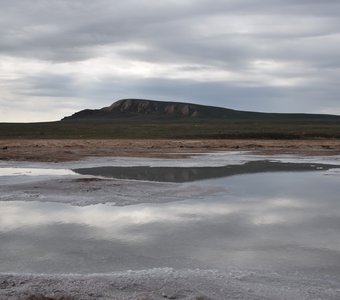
left=1, top=99, right=340, bottom=139
left=62, top=99, right=340, bottom=122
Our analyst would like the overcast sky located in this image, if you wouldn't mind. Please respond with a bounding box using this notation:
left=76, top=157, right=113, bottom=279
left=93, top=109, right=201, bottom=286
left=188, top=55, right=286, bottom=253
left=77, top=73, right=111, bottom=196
left=1, top=0, right=340, bottom=122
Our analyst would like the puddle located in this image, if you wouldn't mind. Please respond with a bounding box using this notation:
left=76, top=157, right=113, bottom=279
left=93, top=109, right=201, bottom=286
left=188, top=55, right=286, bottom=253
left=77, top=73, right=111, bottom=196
left=73, top=160, right=338, bottom=182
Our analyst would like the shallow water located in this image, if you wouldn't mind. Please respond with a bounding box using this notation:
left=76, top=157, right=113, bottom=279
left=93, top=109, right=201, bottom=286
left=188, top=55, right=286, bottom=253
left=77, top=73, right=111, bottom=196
left=73, top=160, right=337, bottom=182
left=1, top=161, right=340, bottom=276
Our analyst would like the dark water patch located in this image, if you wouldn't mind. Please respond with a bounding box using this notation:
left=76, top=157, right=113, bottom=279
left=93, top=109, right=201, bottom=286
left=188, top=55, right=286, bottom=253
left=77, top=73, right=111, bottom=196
left=73, top=160, right=338, bottom=182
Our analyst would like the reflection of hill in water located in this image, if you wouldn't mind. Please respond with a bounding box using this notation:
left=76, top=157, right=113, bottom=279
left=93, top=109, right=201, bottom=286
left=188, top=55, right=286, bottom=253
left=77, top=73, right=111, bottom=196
left=73, top=161, right=338, bottom=183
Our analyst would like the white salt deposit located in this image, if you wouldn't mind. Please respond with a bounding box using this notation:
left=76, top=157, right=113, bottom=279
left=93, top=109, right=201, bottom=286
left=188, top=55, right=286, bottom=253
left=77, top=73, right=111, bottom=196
left=1, top=151, right=340, bottom=170
left=1, top=268, right=339, bottom=300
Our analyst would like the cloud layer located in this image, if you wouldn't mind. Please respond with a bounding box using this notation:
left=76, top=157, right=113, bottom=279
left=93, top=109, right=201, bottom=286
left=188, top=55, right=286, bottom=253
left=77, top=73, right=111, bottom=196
left=1, top=0, right=340, bottom=121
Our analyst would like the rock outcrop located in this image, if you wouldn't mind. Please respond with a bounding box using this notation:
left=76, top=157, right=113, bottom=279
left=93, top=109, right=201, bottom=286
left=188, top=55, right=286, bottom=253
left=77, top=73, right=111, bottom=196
left=101, top=99, right=200, bottom=117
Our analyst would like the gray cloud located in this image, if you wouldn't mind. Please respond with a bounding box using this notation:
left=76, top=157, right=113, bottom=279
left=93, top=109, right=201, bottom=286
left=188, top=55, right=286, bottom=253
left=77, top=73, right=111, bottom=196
left=1, top=0, right=340, bottom=121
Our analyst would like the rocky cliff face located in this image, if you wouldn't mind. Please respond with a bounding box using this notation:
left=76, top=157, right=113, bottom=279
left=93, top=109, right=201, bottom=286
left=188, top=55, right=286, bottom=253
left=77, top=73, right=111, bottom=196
left=101, top=99, right=201, bottom=118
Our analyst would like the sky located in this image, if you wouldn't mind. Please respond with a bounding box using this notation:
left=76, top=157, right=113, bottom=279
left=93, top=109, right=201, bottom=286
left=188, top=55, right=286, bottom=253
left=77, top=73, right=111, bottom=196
left=1, top=0, right=340, bottom=122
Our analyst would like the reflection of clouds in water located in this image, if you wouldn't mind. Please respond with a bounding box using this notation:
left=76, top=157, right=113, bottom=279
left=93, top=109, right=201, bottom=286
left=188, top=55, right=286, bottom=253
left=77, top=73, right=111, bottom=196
left=271, top=198, right=303, bottom=208
left=1, top=169, right=340, bottom=233
left=1, top=169, right=340, bottom=273
left=0, top=196, right=302, bottom=231
left=1, top=197, right=340, bottom=273
left=1, top=188, right=340, bottom=247
left=0, top=201, right=238, bottom=232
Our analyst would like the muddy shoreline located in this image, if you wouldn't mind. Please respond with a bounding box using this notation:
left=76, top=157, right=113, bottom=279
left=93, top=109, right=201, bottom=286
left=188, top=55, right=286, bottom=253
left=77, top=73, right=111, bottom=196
left=1, top=139, right=340, bottom=162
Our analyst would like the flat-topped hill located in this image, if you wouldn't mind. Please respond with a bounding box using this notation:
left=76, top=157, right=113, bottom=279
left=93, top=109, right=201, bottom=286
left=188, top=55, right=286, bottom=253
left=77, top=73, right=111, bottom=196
left=1, top=99, right=340, bottom=139
left=62, top=99, right=340, bottom=122
left=62, top=99, right=242, bottom=121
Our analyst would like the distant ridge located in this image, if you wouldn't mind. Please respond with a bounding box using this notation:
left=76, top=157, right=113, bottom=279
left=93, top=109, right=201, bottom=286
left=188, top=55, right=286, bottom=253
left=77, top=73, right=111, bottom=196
left=2, top=98, right=340, bottom=139
left=62, top=98, right=340, bottom=122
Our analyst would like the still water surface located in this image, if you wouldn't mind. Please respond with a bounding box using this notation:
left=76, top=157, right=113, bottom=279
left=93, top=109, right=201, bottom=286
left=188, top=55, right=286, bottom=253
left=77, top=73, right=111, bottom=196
left=0, top=164, right=340, bottom=275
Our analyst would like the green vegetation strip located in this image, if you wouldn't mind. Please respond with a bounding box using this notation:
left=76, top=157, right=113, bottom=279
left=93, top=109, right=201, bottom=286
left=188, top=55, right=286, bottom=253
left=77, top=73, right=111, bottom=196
left=1, top=120, right=340, bottom=139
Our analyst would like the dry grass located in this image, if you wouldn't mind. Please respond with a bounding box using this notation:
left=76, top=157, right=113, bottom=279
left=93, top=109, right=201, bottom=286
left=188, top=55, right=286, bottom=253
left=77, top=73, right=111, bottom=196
left=1, top=139, right=340, bottom=162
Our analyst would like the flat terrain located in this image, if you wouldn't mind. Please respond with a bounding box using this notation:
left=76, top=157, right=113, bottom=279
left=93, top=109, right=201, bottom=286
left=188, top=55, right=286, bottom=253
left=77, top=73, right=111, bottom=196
left=1, top=119, right=340, bottom=140
left=1, top=139, right=340, bottom=162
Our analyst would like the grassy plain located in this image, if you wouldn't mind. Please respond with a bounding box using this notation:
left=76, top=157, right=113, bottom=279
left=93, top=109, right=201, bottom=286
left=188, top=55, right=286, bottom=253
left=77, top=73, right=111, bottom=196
left=1, top=119, right=340, bottom=139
